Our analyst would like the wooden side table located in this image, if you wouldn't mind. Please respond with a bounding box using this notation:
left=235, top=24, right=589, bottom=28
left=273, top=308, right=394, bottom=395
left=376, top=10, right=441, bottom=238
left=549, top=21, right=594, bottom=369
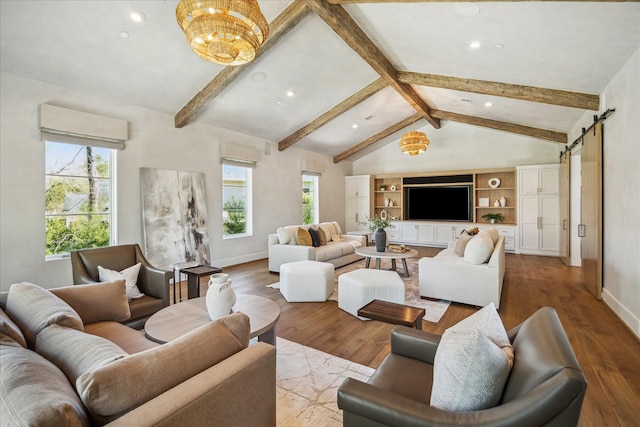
left=357, top=299, right=425, bottom=330
left=181, top=265, right=222, bottom=299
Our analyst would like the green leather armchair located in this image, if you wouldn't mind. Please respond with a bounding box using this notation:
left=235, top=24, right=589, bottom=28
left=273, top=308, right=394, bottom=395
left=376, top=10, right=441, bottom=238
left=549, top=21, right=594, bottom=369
left=71, top=244, right=172, bottom=329
left=338, top=307, right=587, bottom=426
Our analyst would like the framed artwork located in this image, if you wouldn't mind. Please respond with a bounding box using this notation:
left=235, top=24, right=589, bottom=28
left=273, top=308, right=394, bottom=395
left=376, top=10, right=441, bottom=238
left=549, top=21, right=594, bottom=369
left=478, top=198, right=490, bottom=207
left=140, top=167, right=211, bottom=268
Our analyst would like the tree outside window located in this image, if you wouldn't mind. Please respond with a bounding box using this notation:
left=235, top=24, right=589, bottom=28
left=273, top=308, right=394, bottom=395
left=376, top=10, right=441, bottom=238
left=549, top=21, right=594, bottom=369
left=45, top=141, right=113, bottom=256
left=302, top=174, right=319, bottom=225
left=223, top=164, right=252, bottom=237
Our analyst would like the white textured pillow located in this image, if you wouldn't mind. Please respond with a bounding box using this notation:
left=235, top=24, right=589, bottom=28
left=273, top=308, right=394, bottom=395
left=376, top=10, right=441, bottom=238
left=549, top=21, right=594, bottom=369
left=464, top=233, right=494, bottom=264
left=431, top=303, right=514, bottom=411
left=481, top=228, right=499, bottom=246
left=431, top=330, right=512, bottom=411
left=284, top=226, right=300, bottom=245
left=98, top=263, right=143, bottom=300
left=276, top=227, right=293, bottom=244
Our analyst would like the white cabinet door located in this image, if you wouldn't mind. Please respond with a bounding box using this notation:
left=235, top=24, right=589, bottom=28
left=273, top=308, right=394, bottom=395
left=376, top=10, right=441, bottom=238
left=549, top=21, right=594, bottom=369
left=401, top=224, right=418, bottom=241
left=539, top=168, right=560, bottom=194
left=345, top=175, right=369, bottom=198
left=519, top=169, right=540, bottom=194
left=434, top=225, right=454, bottom=244
left=519, top=195, right=540, bottom=250
left=540, top=195, right=560, bottom=251
left=345, top=175, right=371, bottom=232
left=417, top=225, right=434, bottom=243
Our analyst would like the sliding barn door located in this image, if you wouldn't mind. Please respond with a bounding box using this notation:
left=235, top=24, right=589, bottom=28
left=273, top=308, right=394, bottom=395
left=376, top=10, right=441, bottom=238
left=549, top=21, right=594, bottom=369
left=580, top=122, right=603, bottom=300
left=559, top=152, right=571, bottom=265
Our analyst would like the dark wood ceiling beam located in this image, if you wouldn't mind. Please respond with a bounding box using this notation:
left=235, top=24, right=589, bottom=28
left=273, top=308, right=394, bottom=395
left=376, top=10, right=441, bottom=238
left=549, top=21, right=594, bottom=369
left=398, top=71, right=599, bottom=111
left=175, top=1, right=312, bottom=128
left=278, top=78, right=388, bottom=151
left=333, top=114, right=420, bottom=162
left=303, top=0, right=440, bottom=130
left=431, top=110, right=567, bottom=143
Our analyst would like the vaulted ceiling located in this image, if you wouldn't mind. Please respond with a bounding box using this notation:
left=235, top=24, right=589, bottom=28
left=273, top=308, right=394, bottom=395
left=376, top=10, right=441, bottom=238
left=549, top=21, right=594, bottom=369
left=1, top=1, right=639, bottom=162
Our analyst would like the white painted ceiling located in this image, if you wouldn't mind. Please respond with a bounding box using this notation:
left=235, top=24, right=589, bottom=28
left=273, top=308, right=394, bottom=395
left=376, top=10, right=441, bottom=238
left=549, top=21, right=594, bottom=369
left=1, top=1, right=639, bottom=160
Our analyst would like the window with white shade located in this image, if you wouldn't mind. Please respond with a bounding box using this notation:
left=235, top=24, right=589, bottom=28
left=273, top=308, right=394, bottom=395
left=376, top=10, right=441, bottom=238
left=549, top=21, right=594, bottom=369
left=302, top=173, right=319, bottom=225
left=222, top=163, right=252, bottom=237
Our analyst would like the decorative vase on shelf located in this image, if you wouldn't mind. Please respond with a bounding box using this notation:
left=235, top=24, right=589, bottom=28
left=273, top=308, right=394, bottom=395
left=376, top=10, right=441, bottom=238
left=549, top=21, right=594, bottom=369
left=494, top=200, right=500, bottom=207
left=206, top=273, right=236, bottom=320
left=375, top=228, right=387, bottom=252
left=384, top=198, right=390, bottom=207
left=499, top=196, right=507, bottom=207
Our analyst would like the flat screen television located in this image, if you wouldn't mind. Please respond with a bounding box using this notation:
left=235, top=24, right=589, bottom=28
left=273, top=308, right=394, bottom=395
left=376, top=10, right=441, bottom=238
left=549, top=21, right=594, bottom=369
left=404, top=185, right=472, bottom=221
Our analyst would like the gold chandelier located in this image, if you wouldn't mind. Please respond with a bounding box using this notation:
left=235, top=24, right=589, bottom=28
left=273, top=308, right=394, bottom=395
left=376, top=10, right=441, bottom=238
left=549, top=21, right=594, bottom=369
left=176, top=0, right=269, bottom=66
left=399, top=130, right=430, bottom=156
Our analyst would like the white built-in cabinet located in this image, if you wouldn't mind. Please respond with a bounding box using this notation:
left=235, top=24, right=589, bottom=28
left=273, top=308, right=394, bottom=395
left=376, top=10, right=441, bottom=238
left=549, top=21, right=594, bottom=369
left=517, top=164, right=560, bottom=256
left=344, top=175, right=371, bottom=232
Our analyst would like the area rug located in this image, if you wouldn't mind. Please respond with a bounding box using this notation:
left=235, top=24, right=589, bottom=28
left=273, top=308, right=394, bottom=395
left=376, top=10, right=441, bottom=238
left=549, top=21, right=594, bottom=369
left=275, top=337, right=374, bottom=426
left=268, top=258, right=450, bottom=323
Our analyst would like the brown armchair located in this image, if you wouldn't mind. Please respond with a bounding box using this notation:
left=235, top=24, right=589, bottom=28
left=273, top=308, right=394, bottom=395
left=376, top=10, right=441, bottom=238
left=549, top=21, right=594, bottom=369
left=71, top=244, right=171, bottom=329
left=338, top=307, right=587, bottom=427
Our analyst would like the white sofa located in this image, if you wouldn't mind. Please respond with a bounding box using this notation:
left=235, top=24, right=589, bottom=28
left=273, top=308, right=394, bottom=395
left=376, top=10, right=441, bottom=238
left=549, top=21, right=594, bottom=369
left=418, top=232, right=506, bottom=308
left=268, top=222, right=365, bottom=273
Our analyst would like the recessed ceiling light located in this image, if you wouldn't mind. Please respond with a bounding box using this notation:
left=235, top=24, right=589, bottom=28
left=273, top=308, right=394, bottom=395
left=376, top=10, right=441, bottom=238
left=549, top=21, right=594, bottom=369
left=120, top=31, right=129, bottom=39
left=454, top=3, right=480, bottom=17
left=130, top=10, right=146, bottom=23
left=352, top=124, right=358, bottom=129
left=276, top=100, right=283, bottom=105
left=286, top=90, right=295, bottom=97
left=485, top=102, right=493, bottom=107
left=470, top=41, right=481, bottom=49
left=495, top=43, right=504, bottom=49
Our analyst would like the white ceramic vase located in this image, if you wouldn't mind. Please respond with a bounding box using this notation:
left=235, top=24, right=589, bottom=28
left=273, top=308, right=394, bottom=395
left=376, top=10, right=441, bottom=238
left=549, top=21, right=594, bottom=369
left=500, top=196, right=507, bottom=207
left=206, top=275, right=236, bottom=320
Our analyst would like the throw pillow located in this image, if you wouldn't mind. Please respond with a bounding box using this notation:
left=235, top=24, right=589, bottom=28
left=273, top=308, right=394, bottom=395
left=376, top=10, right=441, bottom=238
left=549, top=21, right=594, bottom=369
left=0, top=344, right=90, bottom=427
left=464, top=233, right=494, bottom=265
left=431, top=303, right=514, bottom=411
left=318, top=223, right=334, bottom=241
left=51, top=280, right=131, bottom=324
left=454, top=232, right=473, bottom=257
left=6, top=282, right=84, bottom=349
left=0, top=307, right=27, bottom=348
left=36, top=324, right=128, bottom=385
left=98, top=263, right=144, bottom=300
left=308, top=227, right=321, bottom=247
left=317, top=227, right=328, bottom=246
left=276, top=227, right=293, bottom=244
left=481, top=228, right=500, bottom=245
left=331, top=221, right=343, bottom=235
left=295, top=228, right=313, bottom=246
left=76, top=312, right=250, bottom=418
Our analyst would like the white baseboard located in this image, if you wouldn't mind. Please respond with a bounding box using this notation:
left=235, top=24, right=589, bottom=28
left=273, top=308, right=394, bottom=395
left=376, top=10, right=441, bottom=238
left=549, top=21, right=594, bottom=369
left=213, top=251, right=268, bottom=269
left=603, top=288, right=640, bottom=339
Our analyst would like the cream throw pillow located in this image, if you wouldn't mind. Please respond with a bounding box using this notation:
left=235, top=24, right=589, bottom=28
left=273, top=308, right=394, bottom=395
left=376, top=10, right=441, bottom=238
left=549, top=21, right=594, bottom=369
left=464, top=233, right=494, bottom=264
left=431, top=303, right=514, bottom=411
left=98, top=263, right=143, bottom=300
left=454, top=233, right=473, bottom=257
left=0, top=307, right=27, bottom=348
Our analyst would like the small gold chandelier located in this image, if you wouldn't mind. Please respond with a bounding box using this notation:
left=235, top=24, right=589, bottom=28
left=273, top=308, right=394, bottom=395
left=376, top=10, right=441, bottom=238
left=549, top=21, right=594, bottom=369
left=399, top=130, right=430, bottom=156
left=176, top=0, right=269, bottom=66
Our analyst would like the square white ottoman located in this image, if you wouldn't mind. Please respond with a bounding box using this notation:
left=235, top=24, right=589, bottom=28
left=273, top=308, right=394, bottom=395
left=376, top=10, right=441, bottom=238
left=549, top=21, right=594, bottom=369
left=280, top=260, right=335, bottom=302
left=338, top=269, right=405, bottom=320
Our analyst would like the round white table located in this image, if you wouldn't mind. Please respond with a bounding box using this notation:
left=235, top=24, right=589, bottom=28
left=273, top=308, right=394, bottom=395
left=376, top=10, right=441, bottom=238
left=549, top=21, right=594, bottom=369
left=355, top=246, right=418, bottom=277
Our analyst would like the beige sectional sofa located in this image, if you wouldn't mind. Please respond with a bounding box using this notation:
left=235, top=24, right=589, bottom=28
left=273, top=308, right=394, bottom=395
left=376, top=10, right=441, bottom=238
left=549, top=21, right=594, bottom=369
left=418, top=228, right=506, bottom=308
left=268, top=221, right=366, bottom=273
left=0, top=281, right=276, bottom=427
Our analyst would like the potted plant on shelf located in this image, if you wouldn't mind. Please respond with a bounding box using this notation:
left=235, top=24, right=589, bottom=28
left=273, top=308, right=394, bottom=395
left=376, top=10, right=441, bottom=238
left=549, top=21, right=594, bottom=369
left=359, top=216, right=395, bottom=252
left=481, top=213, right=506, bottom=224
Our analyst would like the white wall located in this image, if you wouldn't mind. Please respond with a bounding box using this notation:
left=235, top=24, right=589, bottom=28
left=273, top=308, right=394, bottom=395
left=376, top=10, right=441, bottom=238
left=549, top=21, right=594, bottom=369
left=353, top=119, right=562, bottom=176
left=568, top=47, right=640, bottom=338
left=0, top=72, right=352, bottom=290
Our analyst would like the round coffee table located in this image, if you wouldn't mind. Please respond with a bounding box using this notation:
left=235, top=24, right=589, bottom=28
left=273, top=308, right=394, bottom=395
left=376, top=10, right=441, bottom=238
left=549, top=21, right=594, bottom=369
left=144, top=294, right=280, bottom=345
left=355, top=246, right=418, bottom=277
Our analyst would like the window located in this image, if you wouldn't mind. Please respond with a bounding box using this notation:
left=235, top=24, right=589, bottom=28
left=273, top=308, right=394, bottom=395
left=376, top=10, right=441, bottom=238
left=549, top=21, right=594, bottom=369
left=222, top=163, right=252, bottom=237
left=45, top=141, right=114, bottom=257
left=302, top=174, right=319, bottom=225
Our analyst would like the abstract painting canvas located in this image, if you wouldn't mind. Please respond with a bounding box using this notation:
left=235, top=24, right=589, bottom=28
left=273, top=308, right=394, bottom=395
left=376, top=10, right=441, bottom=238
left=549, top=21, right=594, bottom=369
left=140, top=167, right=210, bottom=268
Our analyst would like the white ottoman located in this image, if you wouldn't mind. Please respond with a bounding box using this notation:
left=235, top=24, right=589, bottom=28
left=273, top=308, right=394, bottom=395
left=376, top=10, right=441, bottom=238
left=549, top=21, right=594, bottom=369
left=338, top=269, right=405, bottom=319
left=280, top=260, right=335, bottom=302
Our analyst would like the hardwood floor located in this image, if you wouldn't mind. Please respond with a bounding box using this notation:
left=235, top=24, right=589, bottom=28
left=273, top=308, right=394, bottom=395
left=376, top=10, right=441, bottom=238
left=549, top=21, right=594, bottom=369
left=180, top=248, right=640, bottom=427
